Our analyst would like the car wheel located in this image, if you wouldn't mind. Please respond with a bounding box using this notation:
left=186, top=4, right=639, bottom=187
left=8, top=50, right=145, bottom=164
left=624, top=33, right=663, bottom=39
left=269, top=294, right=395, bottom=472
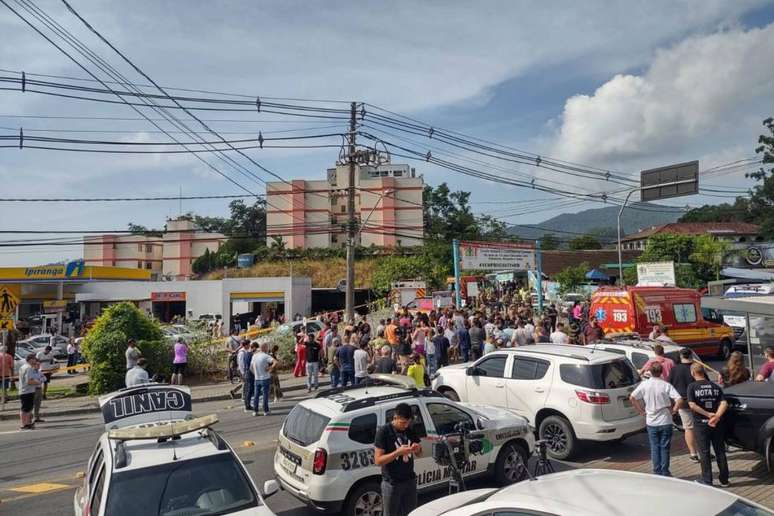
left=345, top=480, right=382, bottom=516
left=440, top=388, right=460, bottom=402
left=494, top=441, right=529, bottom=485
left=718, top=339, right=732, bottom=360
left=539, top=415, right=576, bottom=461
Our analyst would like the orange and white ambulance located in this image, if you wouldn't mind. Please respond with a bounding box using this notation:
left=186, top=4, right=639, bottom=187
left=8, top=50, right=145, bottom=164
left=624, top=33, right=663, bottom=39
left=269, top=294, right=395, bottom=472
left=590, top=286, right=735, bottom=359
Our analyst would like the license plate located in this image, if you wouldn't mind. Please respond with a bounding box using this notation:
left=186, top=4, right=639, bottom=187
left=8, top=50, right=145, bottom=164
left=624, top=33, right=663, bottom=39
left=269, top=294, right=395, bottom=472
left=280, top=456, right=297, bottom=473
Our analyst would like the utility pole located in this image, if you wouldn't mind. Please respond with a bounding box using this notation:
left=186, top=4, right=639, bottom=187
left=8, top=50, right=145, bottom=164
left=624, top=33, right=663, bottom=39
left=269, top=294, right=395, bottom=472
left=345, top=102, right=357, bottom=324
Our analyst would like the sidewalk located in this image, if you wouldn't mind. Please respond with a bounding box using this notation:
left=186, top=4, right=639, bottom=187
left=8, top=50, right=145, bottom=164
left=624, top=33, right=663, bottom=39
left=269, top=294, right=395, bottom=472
left=0, top=370, right=329, bottom=421
left=583, top=433, right=774, bottom=508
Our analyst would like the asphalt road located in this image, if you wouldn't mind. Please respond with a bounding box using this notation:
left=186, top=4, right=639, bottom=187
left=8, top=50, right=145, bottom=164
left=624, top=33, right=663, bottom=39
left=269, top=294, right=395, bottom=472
left=0, top=357, right=729, bottom=516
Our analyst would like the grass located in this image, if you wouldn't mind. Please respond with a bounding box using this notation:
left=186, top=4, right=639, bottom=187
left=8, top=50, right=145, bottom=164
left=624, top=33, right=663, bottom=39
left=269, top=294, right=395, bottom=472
left=206, top=257, right=379, bottom=288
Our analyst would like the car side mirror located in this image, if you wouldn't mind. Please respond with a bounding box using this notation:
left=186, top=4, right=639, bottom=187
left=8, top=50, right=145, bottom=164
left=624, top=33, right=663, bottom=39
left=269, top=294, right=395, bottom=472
left=466, top=366, right=477, bottom=376
left=263, top=479, right=280, bottom=498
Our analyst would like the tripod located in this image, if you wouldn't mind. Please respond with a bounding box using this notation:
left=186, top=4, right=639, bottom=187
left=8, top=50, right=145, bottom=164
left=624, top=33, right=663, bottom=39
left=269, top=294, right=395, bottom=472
left=533, top=440, right=555, bottom=476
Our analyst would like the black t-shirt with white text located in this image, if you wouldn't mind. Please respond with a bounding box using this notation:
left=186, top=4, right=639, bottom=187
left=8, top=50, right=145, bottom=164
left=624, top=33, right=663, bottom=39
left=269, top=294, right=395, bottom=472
left=687, top=380, right=725, bottom=423
left=374, top=423, right=419, bottom=484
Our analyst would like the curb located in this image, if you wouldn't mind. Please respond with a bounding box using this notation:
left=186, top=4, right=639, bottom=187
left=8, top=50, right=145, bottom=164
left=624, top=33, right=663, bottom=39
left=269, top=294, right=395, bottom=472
left=0, top=379, right=330, bottom=421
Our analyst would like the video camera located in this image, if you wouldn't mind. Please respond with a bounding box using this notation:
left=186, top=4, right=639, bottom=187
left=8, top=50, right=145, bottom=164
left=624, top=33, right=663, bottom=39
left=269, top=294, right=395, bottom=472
left=431, top=422, right=483, bottom=472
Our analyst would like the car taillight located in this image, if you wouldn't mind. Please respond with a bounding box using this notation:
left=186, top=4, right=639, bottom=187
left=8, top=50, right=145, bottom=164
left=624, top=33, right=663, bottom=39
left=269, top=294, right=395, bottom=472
left=575, top=390, right=610, bottom=404
left=313, top=448, right=327, bottom=475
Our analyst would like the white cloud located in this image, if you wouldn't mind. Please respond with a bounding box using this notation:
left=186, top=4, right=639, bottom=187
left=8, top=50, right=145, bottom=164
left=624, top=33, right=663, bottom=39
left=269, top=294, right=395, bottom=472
left=0, top=0, right=770, bottom=265
left=550, top=24, right=774, bottom=165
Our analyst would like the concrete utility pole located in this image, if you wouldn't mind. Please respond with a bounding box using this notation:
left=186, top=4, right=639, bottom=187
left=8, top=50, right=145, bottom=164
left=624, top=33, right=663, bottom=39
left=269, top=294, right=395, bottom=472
left=345, top=102, right=357, bottom=324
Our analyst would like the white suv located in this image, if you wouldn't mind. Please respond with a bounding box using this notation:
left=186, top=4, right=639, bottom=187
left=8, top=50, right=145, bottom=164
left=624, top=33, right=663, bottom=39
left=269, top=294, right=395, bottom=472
left=588, top=337, right=699, bottom=372
left=431, top=344, right=645, bottom=460
left=274, top=374, right=534, bottom=516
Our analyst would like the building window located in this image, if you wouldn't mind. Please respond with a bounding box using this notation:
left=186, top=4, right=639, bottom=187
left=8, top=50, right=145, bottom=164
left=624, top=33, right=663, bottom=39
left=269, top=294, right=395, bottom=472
left=137, top=243, right=143, bottom=252
left=112, top=243, right=117, bottom=250
left=145, top=262, right=152, bottom=270
left=340, top=205, right=346, bottom=213
left=393, top=170, right=403, bottom=177
left=145, top=244, right=153, bottom=253
left=331, top=235, right=338, bottom=243
left=137, top=261, right=142, bottom=269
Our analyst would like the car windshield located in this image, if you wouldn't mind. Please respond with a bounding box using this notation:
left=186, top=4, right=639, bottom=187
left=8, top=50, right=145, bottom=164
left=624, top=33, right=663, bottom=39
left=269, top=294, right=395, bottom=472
left=716, top=499, right=774, bottom=515
left=284, top=405, right=330, bottom=446
left=105, top=453, right=259, bottom=516
left=560, top=359, right=638, bottom=390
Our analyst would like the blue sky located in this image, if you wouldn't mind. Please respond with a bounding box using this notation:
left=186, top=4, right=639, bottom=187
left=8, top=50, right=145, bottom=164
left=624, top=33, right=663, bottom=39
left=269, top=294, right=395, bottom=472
left=0, top=0, right=773, bottom=265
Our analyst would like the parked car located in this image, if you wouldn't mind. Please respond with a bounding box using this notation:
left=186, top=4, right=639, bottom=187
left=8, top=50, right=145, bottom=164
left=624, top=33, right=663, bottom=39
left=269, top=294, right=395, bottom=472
left=274, top=374, right=534, bottom=516
left=432, top=345, right=644, bottom=460
left=75, top=385, right=278, bottom=516
left=588, top=335, right=701, bottom=373
left=590, top=286, right=736, bottom=359
left=18, top=334, right=69, bottom=359
left=275, top=319, right=325, bottom=338
left=408, top=468, right=774, bottom=516
left=724, top=381, right=774, bottom=471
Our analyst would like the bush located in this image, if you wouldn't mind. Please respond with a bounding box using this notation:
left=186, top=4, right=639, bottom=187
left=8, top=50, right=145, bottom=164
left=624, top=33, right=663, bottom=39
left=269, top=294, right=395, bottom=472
left=82, top=302, right=170, bottom=394
left=185, top=335, right=228, bottom=379
left=256, top=331, right=296, bottom=371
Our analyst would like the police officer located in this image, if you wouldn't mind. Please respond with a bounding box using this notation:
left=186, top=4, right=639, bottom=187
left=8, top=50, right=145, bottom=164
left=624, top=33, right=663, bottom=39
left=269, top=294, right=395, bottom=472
left=687, top=363, right=730, bottom=487
left=374, top=403, right=422, bottom=516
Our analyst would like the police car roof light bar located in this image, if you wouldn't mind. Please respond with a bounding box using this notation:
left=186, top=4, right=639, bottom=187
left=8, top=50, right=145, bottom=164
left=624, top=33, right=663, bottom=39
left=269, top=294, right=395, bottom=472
left=107, top=414, right=219, bottom=441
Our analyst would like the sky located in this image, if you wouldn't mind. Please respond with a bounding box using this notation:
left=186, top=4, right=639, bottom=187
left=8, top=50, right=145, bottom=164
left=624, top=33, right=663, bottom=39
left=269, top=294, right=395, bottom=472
left=0, top=0, right=773, bottom=266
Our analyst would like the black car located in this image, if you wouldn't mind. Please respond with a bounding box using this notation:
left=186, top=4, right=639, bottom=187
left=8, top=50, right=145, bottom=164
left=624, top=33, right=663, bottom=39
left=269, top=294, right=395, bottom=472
left=725, top=381, right=774, bottom=470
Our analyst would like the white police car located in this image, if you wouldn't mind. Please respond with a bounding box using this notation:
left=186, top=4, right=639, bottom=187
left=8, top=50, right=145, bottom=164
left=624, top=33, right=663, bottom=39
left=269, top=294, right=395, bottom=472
left=74, top=384, right=278, bottom=516
left=273, top=374, right=534, bottom=516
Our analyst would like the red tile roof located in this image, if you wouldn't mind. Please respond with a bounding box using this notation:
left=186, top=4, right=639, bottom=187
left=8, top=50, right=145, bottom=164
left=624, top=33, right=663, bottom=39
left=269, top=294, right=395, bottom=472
left=621, top=222, right=760, bottom=242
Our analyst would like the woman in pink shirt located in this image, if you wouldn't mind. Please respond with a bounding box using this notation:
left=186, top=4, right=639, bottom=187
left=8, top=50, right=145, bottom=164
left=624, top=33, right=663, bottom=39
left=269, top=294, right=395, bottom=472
left=172, top=337, right=188, bottom=385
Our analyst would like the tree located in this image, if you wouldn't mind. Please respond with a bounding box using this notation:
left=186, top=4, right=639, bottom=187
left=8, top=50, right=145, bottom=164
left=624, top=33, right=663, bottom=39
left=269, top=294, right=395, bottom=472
left=748, top=117, right=774, bottom=238
left=127, top=223, right=162, bottom=237
left=635, top=233, right=729, bottom=288
left=677, top=117, right=774, bottom=236
left=568, top=234, right=602, bottom=250
left=423, top=183, right=509, bottom=242
left=81, top=302, right=169, bottom=394
left=540, top=233, right=560, bottom=250
left=555, top=262, right=590, bottom=294
left=371, top=255, right=441, bottom=295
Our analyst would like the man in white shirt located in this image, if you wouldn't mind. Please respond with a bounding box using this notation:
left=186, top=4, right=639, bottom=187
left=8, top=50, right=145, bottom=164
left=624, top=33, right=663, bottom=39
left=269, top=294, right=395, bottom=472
left=353, top=341, right=370, bottom=385
left=523, top=320, right=536, bottom=344
left=250, top=342, right=276, bottom=416
left=125, top=358, right=150, bottom=387
left=18, top=354, right=40, bottom=430
left=35, top=346, right=56, bottom=399
left=511, top=321, right=529, bottom=347
left=549, top=323, right=570, bottom=344
left=630, top=362, right=682, bottom=477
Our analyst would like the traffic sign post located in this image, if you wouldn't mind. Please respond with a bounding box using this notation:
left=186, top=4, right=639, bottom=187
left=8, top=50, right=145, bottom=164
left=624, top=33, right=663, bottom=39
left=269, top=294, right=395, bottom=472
left=617, top=161, right=699, bottom=285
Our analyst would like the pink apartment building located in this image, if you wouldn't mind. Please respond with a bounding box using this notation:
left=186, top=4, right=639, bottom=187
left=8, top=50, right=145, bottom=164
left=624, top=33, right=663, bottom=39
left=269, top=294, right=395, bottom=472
left=83, top=217, right=226, bottom=279
left=266, top=163, right=424, bottom=249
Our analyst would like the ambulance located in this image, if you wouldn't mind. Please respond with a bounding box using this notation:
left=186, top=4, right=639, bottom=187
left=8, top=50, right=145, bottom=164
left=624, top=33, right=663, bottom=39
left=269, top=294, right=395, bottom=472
left=590, top=286, right=735, bottom=359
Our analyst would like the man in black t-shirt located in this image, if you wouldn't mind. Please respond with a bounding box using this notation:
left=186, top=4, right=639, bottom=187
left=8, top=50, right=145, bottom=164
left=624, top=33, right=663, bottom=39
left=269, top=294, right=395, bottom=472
left=433, top=328, right=450, bottom=368
left=668, top=348, right=699, bottom=462
left=304, top=334, right=321, bottom=392
left=687, top=363, right=730, bottom=487
left=374, top=403, right=422, bottom=516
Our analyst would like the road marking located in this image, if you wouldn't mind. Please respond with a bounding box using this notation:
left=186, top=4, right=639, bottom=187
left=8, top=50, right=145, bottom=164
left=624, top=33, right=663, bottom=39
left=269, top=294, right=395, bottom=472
left=9, top=482, right=70, bottom=494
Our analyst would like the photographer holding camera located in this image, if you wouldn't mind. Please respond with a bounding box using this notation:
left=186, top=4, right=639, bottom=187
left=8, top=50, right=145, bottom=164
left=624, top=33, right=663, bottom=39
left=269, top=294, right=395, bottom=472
left=374, top=403, right=423, bottom=516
